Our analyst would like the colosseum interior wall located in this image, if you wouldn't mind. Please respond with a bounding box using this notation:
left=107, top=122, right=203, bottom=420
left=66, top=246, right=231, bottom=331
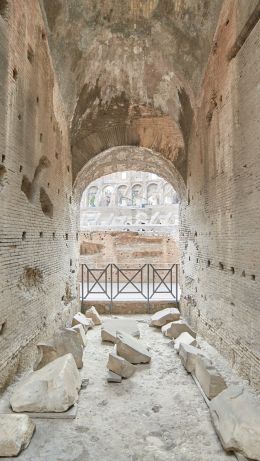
left=0, top=0, right=260, bottom=396
left=0, top=0, right=77, bottom=391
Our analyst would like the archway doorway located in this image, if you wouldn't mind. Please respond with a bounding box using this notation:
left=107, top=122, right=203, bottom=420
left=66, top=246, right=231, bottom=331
left=73, top=146, right=186, bottom=314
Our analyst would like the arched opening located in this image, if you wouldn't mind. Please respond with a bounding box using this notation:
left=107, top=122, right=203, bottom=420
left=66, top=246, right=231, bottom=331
left=74, top=146, right=185, bottom=315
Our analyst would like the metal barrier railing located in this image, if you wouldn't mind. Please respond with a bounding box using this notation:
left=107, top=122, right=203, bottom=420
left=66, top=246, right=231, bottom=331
left=80, top=263, right=179, bottom=312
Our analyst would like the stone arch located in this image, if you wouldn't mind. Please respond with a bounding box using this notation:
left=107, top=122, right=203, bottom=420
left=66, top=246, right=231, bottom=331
left=73, top=146, right=186, bottom=208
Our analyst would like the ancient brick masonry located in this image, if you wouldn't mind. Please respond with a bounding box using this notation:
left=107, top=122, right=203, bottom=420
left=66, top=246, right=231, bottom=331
left=79, top=231, right=180, bottom=268
left=180, top=0, right=260, bottom=390
left=0, top=0, right=77, bottom=390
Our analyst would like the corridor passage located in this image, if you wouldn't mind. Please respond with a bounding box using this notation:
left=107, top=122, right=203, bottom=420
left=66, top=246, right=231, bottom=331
left=2, top=316, right=237, bottom=461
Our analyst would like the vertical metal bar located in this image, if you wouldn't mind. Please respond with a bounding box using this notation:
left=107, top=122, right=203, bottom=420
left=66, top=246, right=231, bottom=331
left=110, top=264, right=113, bottom=315
left=87, top=265, right=89, bottom=297
left=170, top=265, right=173, bottom=296
left=81, top=264, right=84, bottom=312
left=141, top=265, right=143, bottom=297
left=147, top=264, right=150, bottom=314
left=118, top=265, right=120, bottom=301
left=176, top=264, right=179, bottom=307
left=152, top=266, right=154, bottom=295
left=105, top=265, right=107, bottom=297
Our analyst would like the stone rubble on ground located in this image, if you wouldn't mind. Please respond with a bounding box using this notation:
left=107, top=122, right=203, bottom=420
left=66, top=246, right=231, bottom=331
left=195, top=355, right=227, bottom=400
left=101, top=318, right=140, bottom=343
left=34, top=328, right=84, bottom=370
left=173, top=332, right=197, bottom=352
left=0, top=414, right=35, bottom=457
left=107, top=351, right=135, bottom=378
left=149, top=307, right=180, bottom=327
left=161, top=319, right=196, bottom=339
left=10, top=354, right=81, bottom=413
left=107, top=371, right=122, bottom=383
left=116, top=330, right=151, bottom=364
left=72, top=312, right=94, bottom=332
left=84, top=306, right=102, bottom=325
left=209, top=385, right=260, bottom=461
left=179, top=343, right=204, bottom=373
left=71, top=324, right=87, bottom=346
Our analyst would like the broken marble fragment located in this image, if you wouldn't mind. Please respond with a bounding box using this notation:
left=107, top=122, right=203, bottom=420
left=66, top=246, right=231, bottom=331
left=101, top=318, right=140, bottom=343
left=34, top=327, right=84, bottom=370
left=107, top=351, right=135, bottom=378
left=70, top=324, right=87, bottom=346
left=72, top=312, right=94, bottom=332
left=0, top=414, right=35, bottom=457
left=107, top=371, right=122, bottom=383
left=179, top=343, right=203, bottom=373
left=174, top=332, right=197, bottom=352
left=162, top=320, right=196, bottom=339
left=150, top=307, right=180, bottom=327
left=195, top=355, right=226, bottom=400
left=116, top=331, right=151, bottom=364
left=84, top=306, right=102, bottom=325
left=210, top=385, right=260, bottom=460
left=11, top=354, right=81, bottom=413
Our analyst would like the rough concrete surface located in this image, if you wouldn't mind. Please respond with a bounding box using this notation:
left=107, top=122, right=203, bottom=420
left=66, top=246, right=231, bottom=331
left=1, top=316, right=237, bottom=461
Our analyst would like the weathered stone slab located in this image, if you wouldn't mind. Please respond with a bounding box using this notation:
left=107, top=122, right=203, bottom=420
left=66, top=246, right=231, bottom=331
left=195, top=356, right=226, bottom=400
left=107, top=371, right=122, bottom=383
left=150, top=307, right=180, bottom=327
left=210, top=386, right=260, bottom=460
left=116, top=331, right=151, bottom=364
left=174, top=332, right=197, bottom=352
left=11, top=354, right=81, bottom=413
left=23, top=404, right=78, bottom=420
left=179, top=343, right=203, bottom=372
left=34, top=328, right=84, bottom=370
left=161, top=322, right=171, bottom=336
left=72, top=312, right=94, bottom=332
left=107, top=351, right=135, bottom=378
left=70, top=324, right=87, bottom=346
left=101, top=318, right=140, bottom=343
left=161, top=320, right=196, bottom=339
left=0, top=414, right=35, bottom=457
left=84, top=306, right=102, bottom=325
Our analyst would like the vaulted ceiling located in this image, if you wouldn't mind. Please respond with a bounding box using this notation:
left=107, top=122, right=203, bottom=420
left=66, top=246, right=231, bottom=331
left=41, top=0, right=223, bottom=180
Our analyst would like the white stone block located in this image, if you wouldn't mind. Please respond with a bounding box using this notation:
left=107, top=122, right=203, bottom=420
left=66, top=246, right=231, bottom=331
left=70, top=324, right=87, bottom=346
left=116, top=331, right=151, bottom=364
left=101, top=318, right=140, bottom=343
left=72, top=312, right=94, bottom=332
left=0, top=414, right=35, bottom=457
left=84, top=306, right=102, bottom=325
left=179, top=343, right=203, bottom=372
left=34, top=327, right=84, bottom=370
left=210, top=386, right=260, bottom=460
left=195, top=356, right=226, bottom=400
left=11, top=354, right=81, bottom=413
left=107, top=371, right=122, bottom=383
left=107, top=351, right=135, bottom=378
left=174, top=332, right=197, bottom=352
left=150, top=307, right=180, bottom=327
left=162, top=319, right=196, bottom=339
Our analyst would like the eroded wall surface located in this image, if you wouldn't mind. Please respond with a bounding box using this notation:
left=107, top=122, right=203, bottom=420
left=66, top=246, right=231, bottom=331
left=0, top=0, right=77, bottom=391
left=181, top=0, right=260, bottom=390
left=80, top=230, right=180, bottom=267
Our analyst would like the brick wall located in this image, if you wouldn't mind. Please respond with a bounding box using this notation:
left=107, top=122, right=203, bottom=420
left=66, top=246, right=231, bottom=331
left=180, top=0, right=260, bottom=390
left=0, top=0, right=77, bottom=391
left=79, top=230, right=180, bottom=282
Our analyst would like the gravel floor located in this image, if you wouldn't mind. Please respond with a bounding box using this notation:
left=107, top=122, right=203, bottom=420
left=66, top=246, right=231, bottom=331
left=1, top=315, right=238, bottom=461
